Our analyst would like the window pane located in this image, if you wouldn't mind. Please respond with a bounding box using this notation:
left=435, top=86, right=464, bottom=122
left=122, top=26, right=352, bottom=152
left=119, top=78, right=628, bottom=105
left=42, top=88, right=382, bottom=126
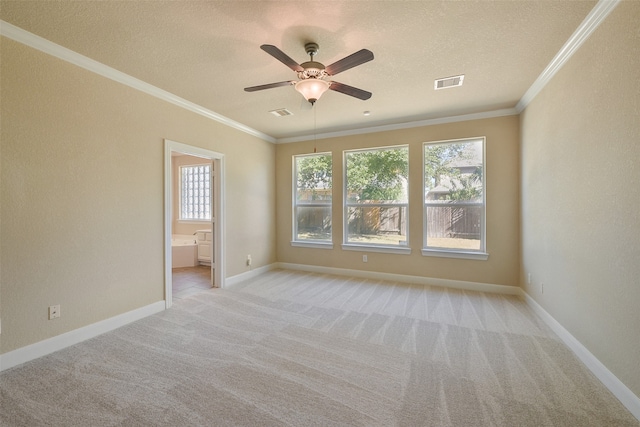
left=296, top=154, right=332, bottom=202
left=425, top=205, right=482, bottom=250
left=346, top=147, right=408, bottom=204
left=347, top=206, right=407, bottom=246
left=294, top=153, right=332, bottom=242
left=424, top=140, right=483, bottom=202
left=296, top=206, right=332, bottom=241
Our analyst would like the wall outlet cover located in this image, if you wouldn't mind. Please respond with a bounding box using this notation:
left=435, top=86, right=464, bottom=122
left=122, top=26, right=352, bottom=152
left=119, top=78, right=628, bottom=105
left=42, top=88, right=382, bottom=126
left=49, top=305, right=61, bottom=320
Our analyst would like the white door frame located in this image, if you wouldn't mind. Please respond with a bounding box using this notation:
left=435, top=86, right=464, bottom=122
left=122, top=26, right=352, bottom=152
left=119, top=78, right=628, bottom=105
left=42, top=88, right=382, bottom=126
left=164, top=139, right=225, bottom=308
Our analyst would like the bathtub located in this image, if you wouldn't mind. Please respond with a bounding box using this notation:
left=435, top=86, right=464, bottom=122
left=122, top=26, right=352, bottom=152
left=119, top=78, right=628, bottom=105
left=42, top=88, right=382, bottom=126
left=172, top=235, right=198, bottom=268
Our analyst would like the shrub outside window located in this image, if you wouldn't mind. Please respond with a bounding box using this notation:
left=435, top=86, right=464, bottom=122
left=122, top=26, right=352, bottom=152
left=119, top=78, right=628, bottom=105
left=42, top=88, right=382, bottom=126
left=293, top=153, right=332, bottom=243
left=344, top=146, right=409, bottom=248
left=423, top=137, right=486, bottom=256
left=180, top=164, right=211, bottom=221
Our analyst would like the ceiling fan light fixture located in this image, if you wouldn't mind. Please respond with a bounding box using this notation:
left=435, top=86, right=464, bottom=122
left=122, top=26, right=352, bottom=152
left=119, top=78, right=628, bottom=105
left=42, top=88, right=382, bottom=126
left=295, top=79, right=330, bottom=105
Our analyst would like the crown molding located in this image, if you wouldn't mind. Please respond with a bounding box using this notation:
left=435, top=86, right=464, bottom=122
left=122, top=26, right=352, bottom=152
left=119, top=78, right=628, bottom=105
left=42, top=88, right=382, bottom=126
left=0, top=20, right=276, bottom=144
left=1, top=0, right=619, bottom=145
left=276, top=108, right=519, bottom=144
left=516, top=0, right=620, bottom=112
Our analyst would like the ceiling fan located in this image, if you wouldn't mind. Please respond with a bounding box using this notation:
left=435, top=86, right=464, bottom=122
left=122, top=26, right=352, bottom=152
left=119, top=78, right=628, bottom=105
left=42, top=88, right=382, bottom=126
left=244, top=42, right=374, bottom=105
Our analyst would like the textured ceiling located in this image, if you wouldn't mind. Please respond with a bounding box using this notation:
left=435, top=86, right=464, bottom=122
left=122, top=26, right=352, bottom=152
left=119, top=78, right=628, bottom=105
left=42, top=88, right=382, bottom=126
left=0, top=1, right=597, bottom=140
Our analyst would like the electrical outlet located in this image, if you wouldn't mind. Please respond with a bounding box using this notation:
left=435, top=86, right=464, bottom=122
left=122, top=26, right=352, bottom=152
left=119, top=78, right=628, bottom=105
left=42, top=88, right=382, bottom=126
left=541, top=283, right=544, bottom=294
left=362, top=255, right=368, bottom=263
left=49, top=305, right=60, bottom=320
left=246, top=254, right=252, bottom=266
left=527, top=273, right=531, bottom=285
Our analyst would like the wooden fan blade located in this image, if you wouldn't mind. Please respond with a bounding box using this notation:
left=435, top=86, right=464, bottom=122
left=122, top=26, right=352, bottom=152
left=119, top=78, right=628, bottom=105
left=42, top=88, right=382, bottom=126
left=260, top=45, right=304, bottom=72
left=329, top=81, right=372, bottom=100
left=325, top=49, right=374, bottom=76
left=244, top=81, right=295, bottom=92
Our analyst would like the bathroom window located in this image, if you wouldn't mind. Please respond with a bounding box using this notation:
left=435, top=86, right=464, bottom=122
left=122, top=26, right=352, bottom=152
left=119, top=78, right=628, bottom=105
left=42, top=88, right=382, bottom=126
left=180, top=164, right=211, bottom=221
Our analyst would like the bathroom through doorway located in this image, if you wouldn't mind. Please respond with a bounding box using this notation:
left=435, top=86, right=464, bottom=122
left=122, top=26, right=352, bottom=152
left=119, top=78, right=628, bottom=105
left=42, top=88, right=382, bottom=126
left=164, top=140, right=225, bottom=308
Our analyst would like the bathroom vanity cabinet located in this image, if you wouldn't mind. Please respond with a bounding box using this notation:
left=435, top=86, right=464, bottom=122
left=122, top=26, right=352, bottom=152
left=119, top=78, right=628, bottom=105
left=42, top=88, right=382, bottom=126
left=196, top=229, right=213, bottom=265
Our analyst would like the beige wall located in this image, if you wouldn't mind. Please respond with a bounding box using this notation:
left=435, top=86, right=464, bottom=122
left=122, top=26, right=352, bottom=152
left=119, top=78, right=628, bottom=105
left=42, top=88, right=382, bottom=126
left=520, top=1, right=640, bottom=397
left=0, top=39, right=276, bottom=354
left=276, top=115, right=520, bottom=286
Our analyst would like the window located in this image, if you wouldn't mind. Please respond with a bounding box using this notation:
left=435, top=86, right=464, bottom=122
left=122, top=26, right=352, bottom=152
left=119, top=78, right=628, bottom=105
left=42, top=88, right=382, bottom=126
left=293, top=153, right=332, bottom=245
left=423, top=137, right=486, bottom=258
left=180, top=164, right=211, bottom=221
left=344, top=146, right=409, bottom=250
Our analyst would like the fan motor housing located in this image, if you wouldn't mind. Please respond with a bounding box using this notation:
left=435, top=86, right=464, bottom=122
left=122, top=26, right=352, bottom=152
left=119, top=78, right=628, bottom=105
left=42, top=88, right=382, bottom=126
left=304, top=42, right=320, bottom=56
left=298, top=61, right=327, bottom=79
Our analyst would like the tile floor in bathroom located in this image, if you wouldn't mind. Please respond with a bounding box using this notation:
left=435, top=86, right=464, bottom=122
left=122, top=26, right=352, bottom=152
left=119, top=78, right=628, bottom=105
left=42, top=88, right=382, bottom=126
left=172, top=265, right=212, bottom=300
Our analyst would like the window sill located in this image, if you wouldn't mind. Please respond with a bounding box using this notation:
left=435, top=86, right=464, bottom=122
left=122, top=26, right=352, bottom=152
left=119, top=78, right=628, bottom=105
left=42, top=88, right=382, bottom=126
left=178, top=219, right=213, bottom=224
left=421, top=248, right=489, bottom=260
left=342, top=244, right=412, bottom=255
left=291, top=241, right=334, bottom=250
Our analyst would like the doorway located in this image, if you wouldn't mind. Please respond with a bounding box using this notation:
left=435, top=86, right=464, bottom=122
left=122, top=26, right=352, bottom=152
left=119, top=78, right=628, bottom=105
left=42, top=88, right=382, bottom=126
left=164, top=139, right=225, bottom=308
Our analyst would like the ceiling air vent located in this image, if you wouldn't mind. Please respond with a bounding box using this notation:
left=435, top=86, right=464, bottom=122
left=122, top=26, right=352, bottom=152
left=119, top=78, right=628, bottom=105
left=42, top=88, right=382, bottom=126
left=269, top=108, right=293, bottom=117
left=434, top=75, right=465, bottom=90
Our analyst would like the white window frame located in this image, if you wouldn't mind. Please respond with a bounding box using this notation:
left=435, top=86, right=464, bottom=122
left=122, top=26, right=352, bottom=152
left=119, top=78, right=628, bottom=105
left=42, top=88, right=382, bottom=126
left=179, top=163, right=212, bottom=223
left=291, top=152, right=333, bottom=249
left=342, top=145, right=411, bottom=255
left=422, top=137, right=488, bottom=260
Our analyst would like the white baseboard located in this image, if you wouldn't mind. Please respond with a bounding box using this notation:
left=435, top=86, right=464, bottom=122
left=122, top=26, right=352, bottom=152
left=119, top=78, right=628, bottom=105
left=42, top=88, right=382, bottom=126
left=0, top=301, right=165, bottom=372
left=522, top=291, right=640, bottom=421
left=225, top=263, right=277, bottom=287
left=275, top=262, right=521, bottom=295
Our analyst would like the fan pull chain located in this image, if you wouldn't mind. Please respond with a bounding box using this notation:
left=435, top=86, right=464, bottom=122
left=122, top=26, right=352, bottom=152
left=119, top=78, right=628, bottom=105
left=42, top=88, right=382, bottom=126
left=313, top=105, right=317, bottom=153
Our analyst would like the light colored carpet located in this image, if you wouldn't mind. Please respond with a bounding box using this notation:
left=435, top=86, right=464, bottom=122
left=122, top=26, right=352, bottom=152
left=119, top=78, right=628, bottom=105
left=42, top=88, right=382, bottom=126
left=1, top=269, right=637, bottom=426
